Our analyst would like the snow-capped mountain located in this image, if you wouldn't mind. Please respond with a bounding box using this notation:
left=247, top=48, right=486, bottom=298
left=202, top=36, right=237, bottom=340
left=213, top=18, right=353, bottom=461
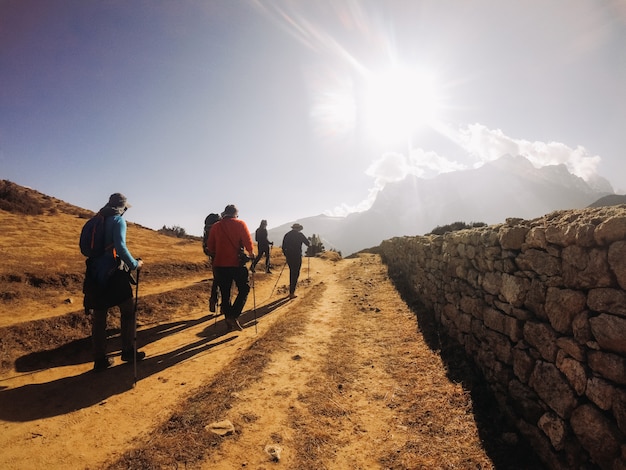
left=268, top=155, right=614, bottom=256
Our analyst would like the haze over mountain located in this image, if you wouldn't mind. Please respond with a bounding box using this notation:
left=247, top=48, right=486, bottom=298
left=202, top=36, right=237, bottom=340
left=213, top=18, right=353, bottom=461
left=268, top=154, right=615, bottom=255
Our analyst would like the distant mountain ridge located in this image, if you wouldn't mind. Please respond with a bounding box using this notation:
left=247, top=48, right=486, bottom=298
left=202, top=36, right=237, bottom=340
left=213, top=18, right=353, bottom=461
left=268, top=154, right=615, bottom=256
left=3, top=155, right=619, bottom=258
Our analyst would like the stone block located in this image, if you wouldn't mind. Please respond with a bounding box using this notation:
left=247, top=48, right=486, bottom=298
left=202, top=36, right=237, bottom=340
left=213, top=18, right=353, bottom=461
left=524, top=278, right=547, bottom=320
left=545, top=287, right=586, bottom=334
left=574, top=223, right=596, bottom=247
left=608, top=240, right=626, bottom=290
left=483, top=327, right=513, bottom=364
left=516, top=417, right=571, bottom=470
left=590, top=314, right=626, bottom=355
left=588, top=288, right=626, bottom=317
left=524, top=322, right=559, bottom=362
left=586, top=376, right=615, bottom=411
left=512, top=347, right=535, bottom=383
left=525, top=226, right=547, bottom=249
left=556, top=336, right=586, bottom=362
left=545, top=224, right=577, bottom=246
left=501, top=273, right=530, bottom=307
left=562, top=247, right=612, bottom=289
left=516, top=249, right=561, bottom=277
left=570, top=404, right=622, bottom=469
left=557, top=357, right=587, bottom=396
left=614, top=388, right=626, bottom=435
left=572, top=311, right=593, bottom=345
left=538, top=411, right=568, bottom=451
left=482, top=271, right=501, bottom=295
left=499, top=225, right=528, bottom=250
left=588, top=350, right=626, bottom=386
left=529, top=361, right=578, bottom=419
left=594, top=216, right=626, bottom=245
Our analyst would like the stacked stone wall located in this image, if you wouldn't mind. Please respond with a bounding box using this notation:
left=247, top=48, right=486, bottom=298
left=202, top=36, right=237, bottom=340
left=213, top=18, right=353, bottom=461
left=380, top=206, right=626, bottom=469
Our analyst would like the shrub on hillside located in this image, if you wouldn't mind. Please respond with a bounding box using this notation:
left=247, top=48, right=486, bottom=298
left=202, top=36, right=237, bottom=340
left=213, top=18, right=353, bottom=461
left=305, top=233, right=325, bottom=257
left=428, top=221, right=486, bottom=235
left=0, top=180, right=47, bottom=215
left=159, top=225, right=187, bottom=238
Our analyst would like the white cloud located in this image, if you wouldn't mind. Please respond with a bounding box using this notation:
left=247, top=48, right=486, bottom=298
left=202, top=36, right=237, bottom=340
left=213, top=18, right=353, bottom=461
left=324, top=196, right=375, bottom=217
left=458, top=123, right=601, bottom=180
left=325, top=149, right=464, bottom=217
left=407, top=148, right=466, bottom=177
left=365, top=152, right=416, bottom=183
left=327, top=122, right=604, bottom=217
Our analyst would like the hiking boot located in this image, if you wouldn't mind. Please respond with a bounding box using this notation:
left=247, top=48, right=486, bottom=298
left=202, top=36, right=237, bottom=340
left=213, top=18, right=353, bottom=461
left=226, top=318, right=244, bottom=331
left=266, top=269, right=272, bottom=274
left=93, top=356, right=114, bottom=372
left=209, top=297, right=217, bottom=313
left=121, top=350, right=146, bottom=362
left=289, top=293, right=297, bottom=299
left=250, top=264, right=256, bottom=273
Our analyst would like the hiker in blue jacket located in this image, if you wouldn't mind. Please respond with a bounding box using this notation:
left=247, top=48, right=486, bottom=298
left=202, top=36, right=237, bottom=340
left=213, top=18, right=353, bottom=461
left=84, top=193, right=145, bottom=372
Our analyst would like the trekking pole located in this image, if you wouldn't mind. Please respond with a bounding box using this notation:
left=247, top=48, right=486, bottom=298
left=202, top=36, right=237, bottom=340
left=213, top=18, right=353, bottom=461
left=269, top=261, right=286, bottom=298
left=213, top=290, right=218, bottom=331
left=251, top=269, right=257, bottom=334
left=133, top=266, right=140, bottom=388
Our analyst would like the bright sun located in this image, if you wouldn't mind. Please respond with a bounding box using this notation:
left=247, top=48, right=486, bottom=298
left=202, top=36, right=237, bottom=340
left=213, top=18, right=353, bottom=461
left=362, top=65, right=442, bottom=145
left=311, top=63, right=445, bottom=148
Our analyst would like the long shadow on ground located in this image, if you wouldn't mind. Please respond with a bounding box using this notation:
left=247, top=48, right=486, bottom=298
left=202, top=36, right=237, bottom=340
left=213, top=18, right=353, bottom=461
left=1, top=296, right=291, bottom=422
left=387, top=273, right=546, bottom=470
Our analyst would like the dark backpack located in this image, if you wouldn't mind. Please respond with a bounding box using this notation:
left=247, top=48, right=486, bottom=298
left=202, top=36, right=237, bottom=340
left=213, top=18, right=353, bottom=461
left=202, top=213, right=221, bottom=256
left=79, top=213, right=112, bottom=258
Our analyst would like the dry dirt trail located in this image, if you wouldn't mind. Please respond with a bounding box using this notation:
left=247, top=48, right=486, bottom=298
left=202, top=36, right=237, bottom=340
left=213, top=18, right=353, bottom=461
left=0, top=254, right=537, bottom=469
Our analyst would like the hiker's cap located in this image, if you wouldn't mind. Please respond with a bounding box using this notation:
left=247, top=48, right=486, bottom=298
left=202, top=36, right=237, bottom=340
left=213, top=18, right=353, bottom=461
left=291, top=223, right=303, bottom=231
left=222, top=204, right=238, bottom=217
left=108, top=193, right=131, bottom=209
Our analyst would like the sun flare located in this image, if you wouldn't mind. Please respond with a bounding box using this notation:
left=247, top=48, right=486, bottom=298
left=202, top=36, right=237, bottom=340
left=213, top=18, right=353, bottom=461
left=362, top=66, right=443, bottom=145
left=311, top=63, right=446, bottom=147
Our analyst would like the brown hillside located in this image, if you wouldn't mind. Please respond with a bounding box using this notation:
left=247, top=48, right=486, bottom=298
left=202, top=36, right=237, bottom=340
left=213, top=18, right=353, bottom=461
left=0, top=183, right=542, bottom=469
left=0, top=181, right=206, bottom=329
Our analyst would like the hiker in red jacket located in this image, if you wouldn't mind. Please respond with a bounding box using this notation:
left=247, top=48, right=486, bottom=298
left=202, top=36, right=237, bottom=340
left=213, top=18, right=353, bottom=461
left=207, top=204, right=255, bottom=331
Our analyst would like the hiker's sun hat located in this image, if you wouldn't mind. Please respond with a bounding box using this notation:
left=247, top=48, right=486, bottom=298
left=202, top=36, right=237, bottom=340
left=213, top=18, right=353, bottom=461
left=222, top=204, right=238, bottom=217
left=291, top=223, right=303, bottom=231
left=108, top=193, right=131, bottom=209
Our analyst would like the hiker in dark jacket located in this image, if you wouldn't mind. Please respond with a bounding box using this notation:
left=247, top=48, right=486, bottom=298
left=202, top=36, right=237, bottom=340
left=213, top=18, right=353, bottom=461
left=203, top=213, right=221, bottom=313
left=281, top=223, right=310, bottom=299
left=84, top=193, right=145, bottom=372
left=251, top=219, right=273, bottom=273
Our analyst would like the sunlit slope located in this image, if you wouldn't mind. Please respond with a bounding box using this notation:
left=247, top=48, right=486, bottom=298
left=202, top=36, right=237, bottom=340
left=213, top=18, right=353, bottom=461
left=0, top=182, right=208, bottom=327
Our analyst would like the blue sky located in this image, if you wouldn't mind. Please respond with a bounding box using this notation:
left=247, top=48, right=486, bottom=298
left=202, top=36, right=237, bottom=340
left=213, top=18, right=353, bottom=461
left=2, top=0, right=625, bottom=236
